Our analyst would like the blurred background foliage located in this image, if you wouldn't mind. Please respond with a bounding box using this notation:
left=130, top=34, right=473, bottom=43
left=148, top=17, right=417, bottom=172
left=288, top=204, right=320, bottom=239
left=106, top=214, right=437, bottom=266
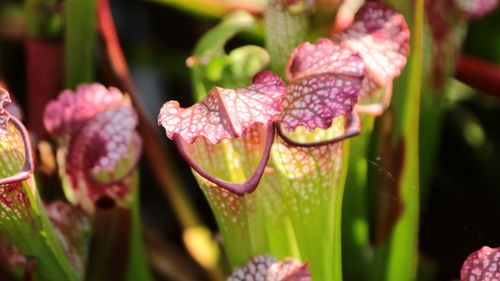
left=0, top=0, right=499, bottom=280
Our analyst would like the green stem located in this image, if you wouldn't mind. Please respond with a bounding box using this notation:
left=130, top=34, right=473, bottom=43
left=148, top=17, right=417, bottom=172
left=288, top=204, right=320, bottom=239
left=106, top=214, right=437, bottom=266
left=64, top=0, right=96, bottom=88
left=371, top=1, right=424, bottom=280
left=145, top=0, right=264, bottom=19
left=25, top=0, right=63, bottom=38
left=342, top=115, right=375, bottom=281
left=330, top=139, right=352, bottom=281
left=126, top=173, right=155, bottom=281
left=264, top=0, right=309, bottom=77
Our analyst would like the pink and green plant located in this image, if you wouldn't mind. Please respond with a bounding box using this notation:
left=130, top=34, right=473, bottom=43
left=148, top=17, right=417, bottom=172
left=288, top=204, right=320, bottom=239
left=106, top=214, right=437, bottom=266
left=1, top=0, right=499, bottom=280
left=1, top=88, right=80, bottom=280
left=158, top=2, right=411, bottom=280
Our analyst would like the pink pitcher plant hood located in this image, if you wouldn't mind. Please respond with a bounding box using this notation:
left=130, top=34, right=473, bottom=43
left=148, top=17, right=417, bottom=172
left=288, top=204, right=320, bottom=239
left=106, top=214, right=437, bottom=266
left=282, top=38, right=364, bottom=133
left=160, top=71, right=285, bottom=145
left=228, top=254, right=311, bottom=281
left=455, top=0, right=499, bottom=19
left=332, top=2, right=410, bottom=115
left=158, top=45, right=363, bottom=278
left=461, top=246, right=500, bottom=281
left=159, top=65, right=362, bottom=274
left=159, top=59, right=362, bottom=194
left=44, top=83, right=142, bottom=212
left=159, top=71, right=287, bottom=196
left=158, top=2, right=410, bottom=277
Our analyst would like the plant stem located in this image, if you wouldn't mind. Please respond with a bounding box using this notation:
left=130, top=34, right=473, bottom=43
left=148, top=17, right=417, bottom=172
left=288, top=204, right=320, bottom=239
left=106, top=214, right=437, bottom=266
left=64, top=0, right=96, bottom=88
left=342, top=114, right=375, bottom=281
left=455, top=55, right=500, bottom=97
left=371, top=1, right=424, bottom=280
left=126, top=173, right=155, bottom=281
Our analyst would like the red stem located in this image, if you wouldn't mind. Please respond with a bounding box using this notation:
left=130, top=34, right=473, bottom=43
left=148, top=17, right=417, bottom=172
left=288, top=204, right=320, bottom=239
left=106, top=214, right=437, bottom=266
left=25, top=39, right=63, bottom=138
left=455, top=55, right=500, bottom=97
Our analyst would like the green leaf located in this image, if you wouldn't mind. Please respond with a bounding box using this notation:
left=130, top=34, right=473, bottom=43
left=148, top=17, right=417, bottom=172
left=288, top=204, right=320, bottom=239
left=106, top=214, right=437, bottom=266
left=144, top=0, right=265, bottom=19
left=64, top=0, right=97, bottom=88
left=194, top=10, right=255, bottom=56
left=25, top=0, right=63, bottom=38
left=370, top=1, right=424, bottom=281
left=342, top=114, right=375, bottom=281
left=190, top=10, right=270, bottom=101
left=226, top=45, right=270, bottom=87
left=126, top=172, right=155, bottom=281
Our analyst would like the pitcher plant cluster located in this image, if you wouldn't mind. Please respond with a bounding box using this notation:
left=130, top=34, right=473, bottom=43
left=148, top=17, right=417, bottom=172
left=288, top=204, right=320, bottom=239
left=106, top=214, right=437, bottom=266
left=0, top=0, right=499, bottom=280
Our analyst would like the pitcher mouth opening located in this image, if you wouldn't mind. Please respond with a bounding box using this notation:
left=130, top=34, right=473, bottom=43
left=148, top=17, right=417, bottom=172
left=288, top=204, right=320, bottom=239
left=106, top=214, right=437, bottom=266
left=174, top=124, right=275, bottom=196
left=276, top=111, right=361, bottom=147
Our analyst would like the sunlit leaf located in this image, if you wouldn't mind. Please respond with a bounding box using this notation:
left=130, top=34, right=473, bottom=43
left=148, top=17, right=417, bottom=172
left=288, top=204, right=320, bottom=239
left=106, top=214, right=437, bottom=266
left=285, top=0, right=314, bottom=13
left=189, top=10, right=268, bottom=99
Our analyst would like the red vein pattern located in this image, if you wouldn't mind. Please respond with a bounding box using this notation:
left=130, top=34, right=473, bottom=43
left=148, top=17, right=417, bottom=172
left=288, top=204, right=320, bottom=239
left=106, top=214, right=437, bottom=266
left=44, top=84, right=141, bottom=207
left=283, top=73, right=362, bottom=132
left=286, top=39, right=364, bottom=81
left=159, top=71, right=286, bottom=144
left=282, top=39, right=363, bottom=132
left=44, top=84, right=126, bottom=137
left=334, top=2, right=410, bottom=95
left=0, top=88, right=10, bottom=132
left=228, top=254, right=311, bottom=281
left=456, top=0, right=499, bottom=19
left=461, top=246, right=500, bottom=281
left=45, top=201, right=90, bottom=280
